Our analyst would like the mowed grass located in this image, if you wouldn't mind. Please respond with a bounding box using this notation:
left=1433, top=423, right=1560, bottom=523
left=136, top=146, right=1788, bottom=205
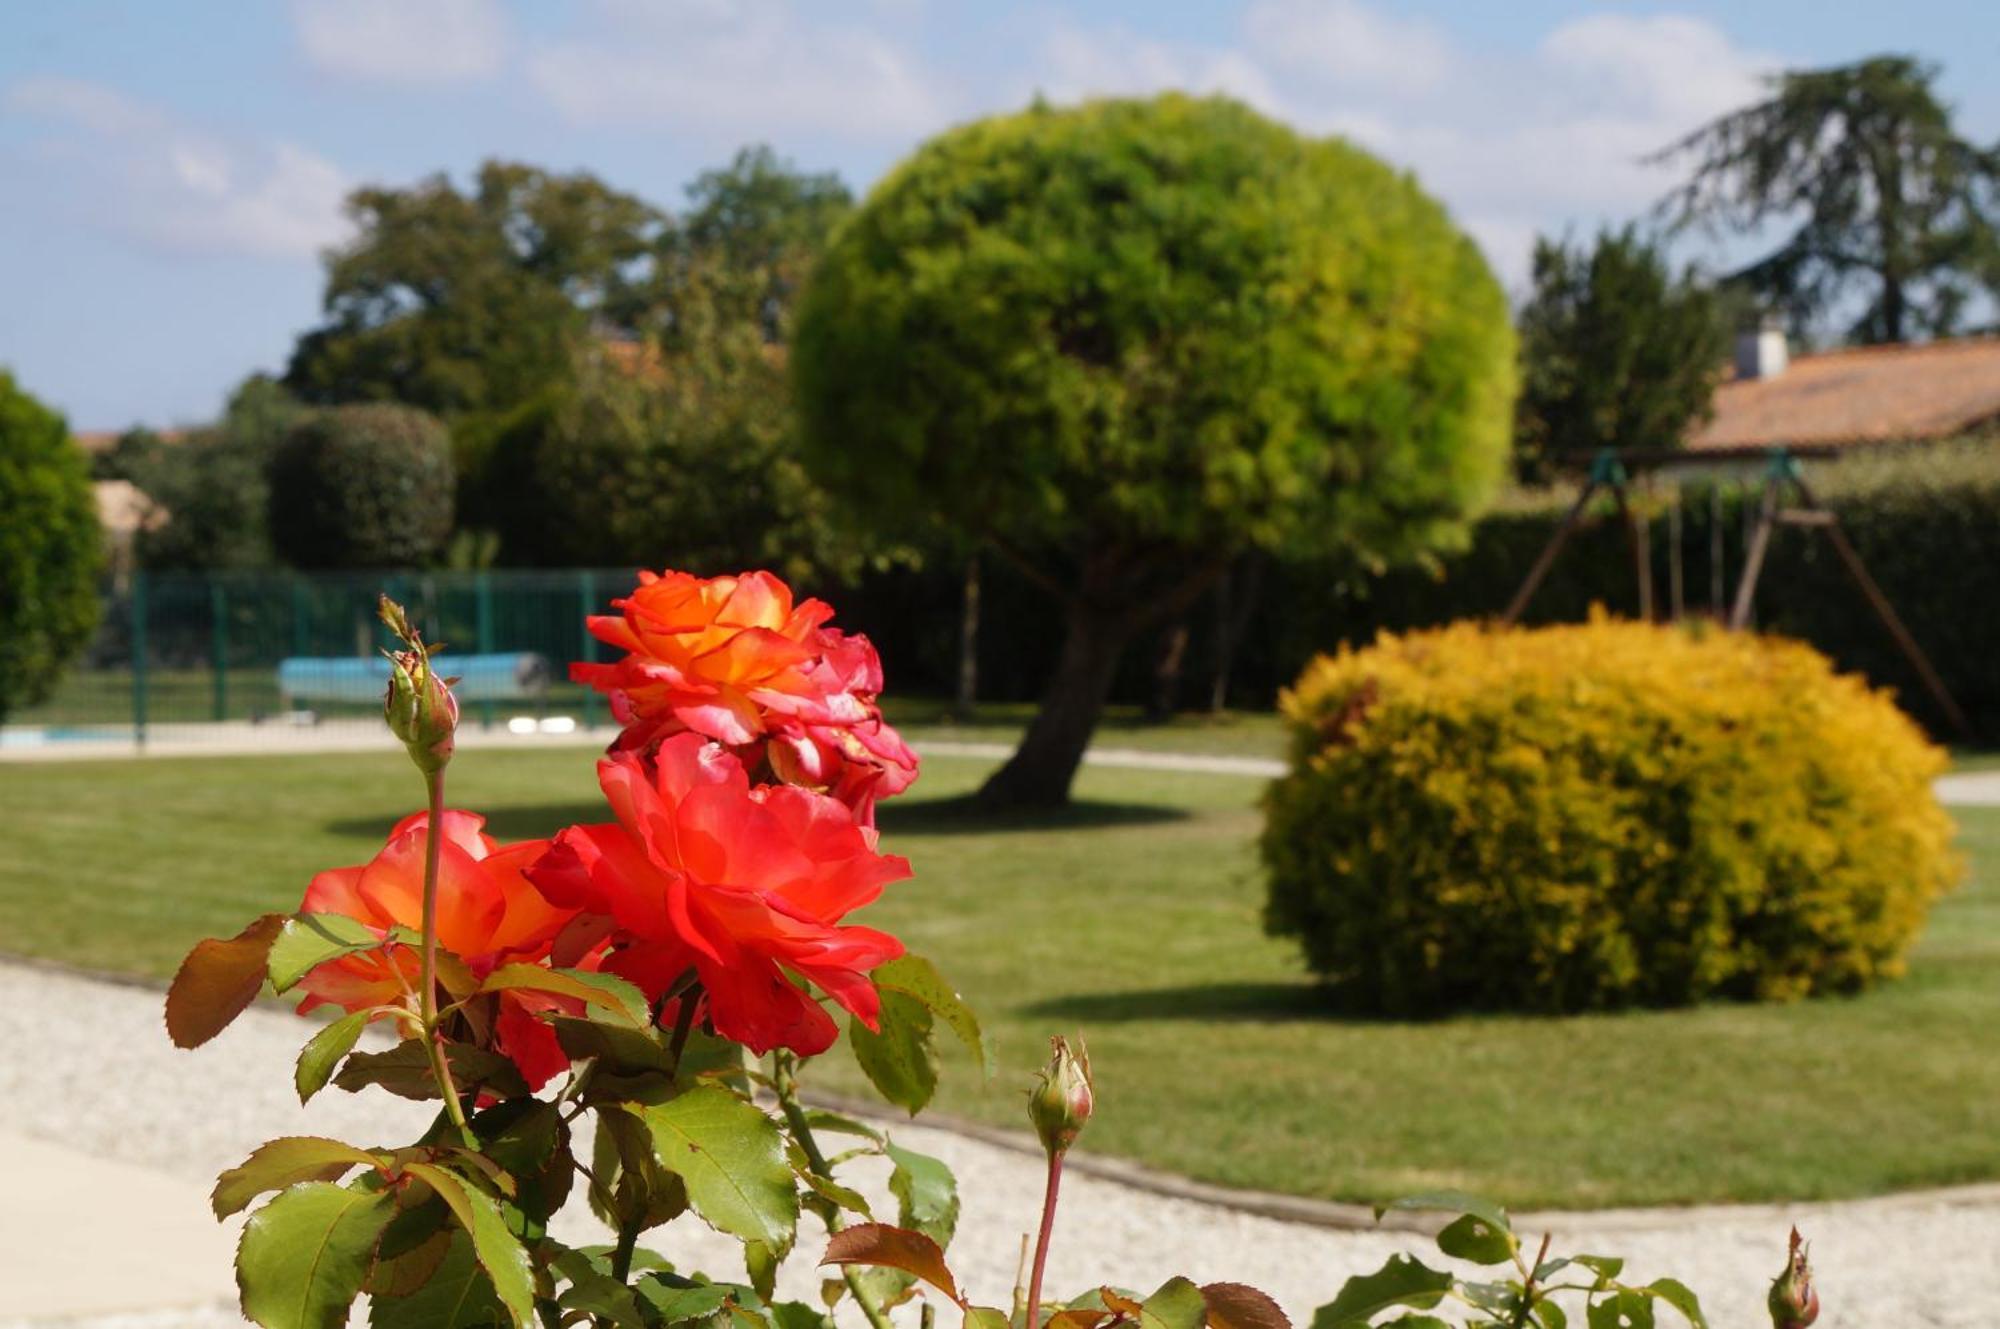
left=2, top=745, right=1996, bottom=1210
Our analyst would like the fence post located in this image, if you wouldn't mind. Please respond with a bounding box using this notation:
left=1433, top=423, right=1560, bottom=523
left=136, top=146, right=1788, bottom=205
left=131, top=571, right=149, bottom=750
left=578, top=570, right=599, bottom=731
left=210, top=580, right=229, bottom=722
left=290, top=579, right=310, bottom=715
left=476, top=572, right=496, bottom=731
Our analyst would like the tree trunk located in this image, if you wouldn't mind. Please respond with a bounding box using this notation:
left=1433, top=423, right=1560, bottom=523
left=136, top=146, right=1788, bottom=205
left=953, top=554, right=980, bottom=721
left=1145, top=620, right=1189, bottom=722
left=977, top=602, right=1135, bottom=808
left=1208, top=554, right=1265, bottom=712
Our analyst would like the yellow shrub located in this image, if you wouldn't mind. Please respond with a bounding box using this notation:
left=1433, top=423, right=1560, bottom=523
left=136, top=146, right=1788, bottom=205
left=1261, top=614, right=1962, bottom=1013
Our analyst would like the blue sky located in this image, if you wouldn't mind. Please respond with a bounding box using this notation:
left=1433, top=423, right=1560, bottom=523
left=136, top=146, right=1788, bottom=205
left=4, top=0, right=1997, bottom=431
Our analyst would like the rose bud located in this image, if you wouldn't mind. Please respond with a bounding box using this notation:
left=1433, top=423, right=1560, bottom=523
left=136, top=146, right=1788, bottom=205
left=378, top=596, right=458, bottom=774
left=1768, top=1226, right=1819, bottom=1328
left=1028, top=1035, right=1093, bottom=1157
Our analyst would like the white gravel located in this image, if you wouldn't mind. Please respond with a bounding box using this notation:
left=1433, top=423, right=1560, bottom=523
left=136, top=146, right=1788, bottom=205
left=2, top=962, right=1994, bottom=1328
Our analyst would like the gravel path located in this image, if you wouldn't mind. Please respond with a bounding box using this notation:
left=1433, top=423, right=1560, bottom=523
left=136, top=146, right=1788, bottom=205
left=3, top=963, right=1995, bottom=1327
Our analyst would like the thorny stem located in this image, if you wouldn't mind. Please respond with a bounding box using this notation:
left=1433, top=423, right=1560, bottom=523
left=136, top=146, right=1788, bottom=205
left=419, top=768, right=475, bottom=1147
left=611, top=1218, right=641, bottom=1284
left=1507, top=1231, right=1554, bottom=1328
left=772, top=1053, right=896, bottom=1329
left=1025, top=1148, right=1065, bottom=1329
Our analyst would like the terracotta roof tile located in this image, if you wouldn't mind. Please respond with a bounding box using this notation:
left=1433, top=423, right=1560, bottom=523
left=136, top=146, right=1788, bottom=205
left=1689, top=336, right=2000, bottom=451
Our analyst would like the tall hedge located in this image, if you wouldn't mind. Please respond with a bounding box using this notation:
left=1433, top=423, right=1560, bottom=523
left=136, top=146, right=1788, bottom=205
left=268, top=404, right=454, bottom=570
left=816, top=436, right=2000, bottom=737
left=0, top=370, right=102, bottom=723
left=1262, top=616, right=1962, bottom=1014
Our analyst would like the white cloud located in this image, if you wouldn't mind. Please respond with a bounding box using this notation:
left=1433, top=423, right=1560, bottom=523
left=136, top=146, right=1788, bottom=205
left=527, top=0, right=944, bottom=141
left=6, top=77, right=350, bottom=260
left=1004, top=7, right=1779, bottom=287
left=293, top=0, right=510, bottom=85
left=1033, top=22, right=1282, bottom=113
left=1244, top=0, right=1455, bottom=97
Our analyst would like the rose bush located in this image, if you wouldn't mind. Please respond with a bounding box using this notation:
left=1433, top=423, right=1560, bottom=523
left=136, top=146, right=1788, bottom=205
left=163, top=581, right=1793, bottom=1328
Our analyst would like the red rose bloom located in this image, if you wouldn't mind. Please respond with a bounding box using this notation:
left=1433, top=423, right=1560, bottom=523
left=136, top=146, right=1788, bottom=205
left=529, top=734, right=911, bottom=1055
left=572, top=569, right=918, bottom=824
left=296, top=810, right=584, bottom=1089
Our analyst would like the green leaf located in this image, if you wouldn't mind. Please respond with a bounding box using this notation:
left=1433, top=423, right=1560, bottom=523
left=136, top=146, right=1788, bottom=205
left=212, top=1137, right=383, bottom=1219
left=268, top=913, right=399, bottom=993
left=403, top=1163, right=536, bottom=1327
left=797, top=1168, right=873, bottom=1219
left=165, top=913, right=286, bottom=1049
left=871, top=954, right=992, bottom=1076
left=1587, top=1291, right=1655, bottom=1329
left=769, top=1301, right=837, bottom=1329
left=369, top=1231, right=505, bottom=1327
left=636, top=1278, right=735, bottom=1325
left=1535, top=1301, right=1569, bottom=1329
left=1377, top=1192, right=1514, bottom=1242
left=1311, top=1255, right=1454, bottom=1328
left=885, top=1141, right=958, bottom=1241
left=294, top=1010, right=374, bottom=1104
left=634, top=1086, right=799, bottom=1249
left=470, top=1097, right=564, bottom=1176
left=1436, top=1212, right=1518, bottom=1266
left=552, top=1246, right=645, bottom=1329
left=479, top=963, right=648, bottom=1026
left=1200, top=1283, right=1291, bottom=1329
left=235, top=1182, right=394, bottom=1328
left=962, top=1308, right=1011, bottom=1329
left=821, top=1223, right=959, bottom=1302
left=1641, top=1279, right=1707, bottom=1328
left=849, top=991, right=939, bottom=1115
left=335, top=1039, right=529, bottom=1101
left=1573, top=1256, right=1625, bottom=1284
left=1139, top=1277, right=1208, bottom=1329
left=802, top=1109, right=884, bottom=1143
left=552, top=1014, right=675, bottom=1078
left=746, top=1240, right=780, bottom=1301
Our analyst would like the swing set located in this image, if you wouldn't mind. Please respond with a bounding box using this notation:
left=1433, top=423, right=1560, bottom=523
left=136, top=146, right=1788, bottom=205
left=1504, top=445, right=1970, bottom=736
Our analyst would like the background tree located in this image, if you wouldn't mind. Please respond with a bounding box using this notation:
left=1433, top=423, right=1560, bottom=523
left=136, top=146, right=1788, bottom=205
left=649, top=146, right=852, bottom=347
left=794, top=94, right=1518, bottom=806
left=106, top=375, right=307, bottom=571
left=482, top=344, right=867, bottom=584
left=267, top=404, right=454, bottom=569
left=1515, top=227, right=1729, bottom=477
left=285, top=162, right=661, bottom=416
left=0, top=370, right=102, bottom=723
left=1655, top=55, right=2000, bottom=343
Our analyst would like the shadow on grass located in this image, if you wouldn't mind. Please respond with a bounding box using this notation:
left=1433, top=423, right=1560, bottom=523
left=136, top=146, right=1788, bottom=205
left=1019, top=980, right=1338, bottom=1023
left=875, top=795, right=1189, bottom=837
left=332, top=795, right=1190, bottom=843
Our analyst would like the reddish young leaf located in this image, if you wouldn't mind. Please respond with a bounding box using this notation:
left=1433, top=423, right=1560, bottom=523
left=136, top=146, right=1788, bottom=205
left=822, top=1223, right=961, bottom=1303
left=1047, top=1310, right=1119, bottom=1329
left=165, top=913, right=285, bottom=1049
left=1200, top=1283, right=1291, bottom=1329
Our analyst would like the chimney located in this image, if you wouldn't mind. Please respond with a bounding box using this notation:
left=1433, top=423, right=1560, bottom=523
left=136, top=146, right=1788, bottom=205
left=1734, top=320, right=1788, bottom=380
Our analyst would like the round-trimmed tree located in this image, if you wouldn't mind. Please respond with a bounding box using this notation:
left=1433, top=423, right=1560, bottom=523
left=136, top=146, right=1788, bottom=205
left=268, top=404, right=455, bottom=569
left=793, top=94, right=1518, bottom=805
left=0, top=370, right=102, bottom=724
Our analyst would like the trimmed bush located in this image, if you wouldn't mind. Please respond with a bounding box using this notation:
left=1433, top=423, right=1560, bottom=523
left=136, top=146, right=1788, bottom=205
left=0, top=370, right=102, bottom=723
left=268, top=404, right=454, bottom=569
left=1261, top=615, right=1961, bottom=1015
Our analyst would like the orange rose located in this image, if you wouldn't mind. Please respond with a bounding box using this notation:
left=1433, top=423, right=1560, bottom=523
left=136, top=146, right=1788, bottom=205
left=573, top=569, right=918, bottom=823
left=295, top=810, right=587, bottom=1090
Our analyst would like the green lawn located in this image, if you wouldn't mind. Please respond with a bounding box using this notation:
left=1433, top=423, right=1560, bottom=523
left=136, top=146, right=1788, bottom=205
left=2, top=745, right=1995, bottom=1211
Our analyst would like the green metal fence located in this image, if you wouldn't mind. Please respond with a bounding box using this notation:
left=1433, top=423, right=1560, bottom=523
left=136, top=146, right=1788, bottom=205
left=5, top=569, right=643, bottom=751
